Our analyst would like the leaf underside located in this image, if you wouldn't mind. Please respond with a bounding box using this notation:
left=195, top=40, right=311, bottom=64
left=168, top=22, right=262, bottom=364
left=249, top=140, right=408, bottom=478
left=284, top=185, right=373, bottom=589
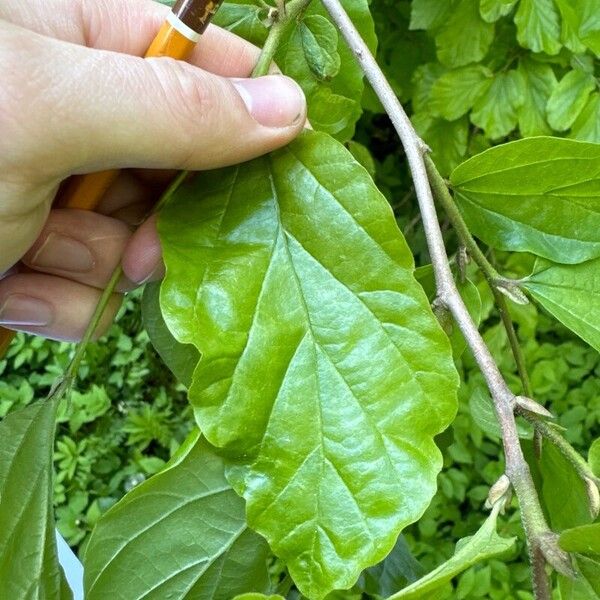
left=0, top=398, right=71, bottom=599
left=83, top=432, right=270, bottom=599
left=159, top=130, right=458, bottom=598
left=451, top=137, right=600, bottom=265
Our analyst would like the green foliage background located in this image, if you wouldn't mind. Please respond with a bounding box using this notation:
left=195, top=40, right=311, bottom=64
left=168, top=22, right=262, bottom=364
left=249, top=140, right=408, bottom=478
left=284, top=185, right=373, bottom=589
left=1, top=0, right=599, bottom=597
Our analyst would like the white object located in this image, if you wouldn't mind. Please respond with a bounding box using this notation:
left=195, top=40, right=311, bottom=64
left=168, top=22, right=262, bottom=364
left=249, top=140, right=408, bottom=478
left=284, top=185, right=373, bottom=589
left=55, top=531, right=84, bottom=600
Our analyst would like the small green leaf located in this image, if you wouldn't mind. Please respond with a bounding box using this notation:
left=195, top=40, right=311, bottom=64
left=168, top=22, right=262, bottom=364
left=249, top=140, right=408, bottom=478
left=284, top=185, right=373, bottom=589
left=142, top=281, right=199, bottom=388
left=479, top=0, right=517, bottom=23
left=0, top=398, right=71, bottom=599
left=300, top=15, right=341, bottom=81
left=277, top=0, right=376, bottom=140
left=451, top=137, right=600, bottom=264
left=159, top=130, right=459, bottom=598
left=412, top=114, right=469, bottom=176
left=307, top=87, right=359, bottom=136
left=411, top=63, right=448, bottom=113
left=560, top=523, right=600, bottom=556
left=578, top=0, right=600, bottom=56
left=470, top=70, right=525, bottom=139
left=233, top=595, right=285, bottom=600
left=554, top=0, right=588, bottom=53
left=83, top=431, right=271, bottom=599
left=547, top=69, right=596, bottom=132
left=570, top=93, right=600, bottom=143
left=517, top=57, right=557, bottom=137
left=435, top=0, right=495, bottom=67
left=410, top=0, right=457, bottom=30
left=523, top=258, right=600, bottom=353
left=514, top=0, right=562, bottom=55
left=430, top=65, right=492, bottom=120
left=213, top=3, right=267, bottom=46
left=215, top=0, right=376, bottom=141
left=387, top=503, right=516, bottom=599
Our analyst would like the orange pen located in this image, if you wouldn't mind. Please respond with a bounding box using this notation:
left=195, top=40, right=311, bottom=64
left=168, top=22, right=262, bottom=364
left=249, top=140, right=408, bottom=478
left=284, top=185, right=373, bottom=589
left=0, top=0, right=225, bottom=356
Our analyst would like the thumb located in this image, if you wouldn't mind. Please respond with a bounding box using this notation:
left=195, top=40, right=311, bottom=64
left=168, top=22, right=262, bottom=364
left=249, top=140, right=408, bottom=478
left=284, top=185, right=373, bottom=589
left=13, top=28, right=307, bottom=178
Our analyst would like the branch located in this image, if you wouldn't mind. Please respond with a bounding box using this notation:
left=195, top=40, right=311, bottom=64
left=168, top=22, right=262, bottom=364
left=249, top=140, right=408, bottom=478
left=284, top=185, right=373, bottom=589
left=318, top=0, right=572, bottom=594
left=424, top=157, right=533, bottom=397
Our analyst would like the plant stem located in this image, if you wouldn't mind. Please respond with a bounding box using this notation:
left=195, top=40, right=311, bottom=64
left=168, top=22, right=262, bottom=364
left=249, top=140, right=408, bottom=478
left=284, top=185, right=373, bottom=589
left=63, top=266, right=123, bottom=384
left=252, top=0, right=313, bottom=78
left=318, top=0, right=569, bottom=595
left=424, top=156, right=533, bottom=397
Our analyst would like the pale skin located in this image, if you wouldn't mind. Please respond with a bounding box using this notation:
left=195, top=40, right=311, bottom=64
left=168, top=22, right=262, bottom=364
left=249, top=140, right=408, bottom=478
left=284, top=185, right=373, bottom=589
left=0, top=0, right=307, bottom=341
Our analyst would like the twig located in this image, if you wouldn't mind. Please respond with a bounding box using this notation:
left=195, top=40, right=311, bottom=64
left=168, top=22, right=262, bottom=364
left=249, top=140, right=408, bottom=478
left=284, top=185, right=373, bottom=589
left=319, top=0, right=572, bottom=595
left=424, top=156, right=533, bottom=397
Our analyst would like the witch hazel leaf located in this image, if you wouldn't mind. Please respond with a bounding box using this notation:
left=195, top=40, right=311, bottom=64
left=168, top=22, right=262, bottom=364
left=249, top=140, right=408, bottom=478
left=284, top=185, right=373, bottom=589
left=84, top=432, right=271, bottom=599
left=159, top=130, right=458, bottom=599
left=300, top=15, right=341, bottom=81
left=450, top=137, right=600, bottom=264
left=522, top=257, right=600, bottom=353
left=0, top=398, right=71, bottom=599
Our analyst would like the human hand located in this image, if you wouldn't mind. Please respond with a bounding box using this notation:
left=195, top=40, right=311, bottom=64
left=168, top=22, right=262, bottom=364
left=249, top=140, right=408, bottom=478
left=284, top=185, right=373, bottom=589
left=0, top=0, right=306, bottom=341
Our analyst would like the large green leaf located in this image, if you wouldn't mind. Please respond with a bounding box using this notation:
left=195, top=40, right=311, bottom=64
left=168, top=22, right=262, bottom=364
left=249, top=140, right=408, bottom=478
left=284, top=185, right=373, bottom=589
left=0, top=398, right=71, bottom=599
left=387, top=502, right=516, bottom=599
left=142, top=281, right=199, bottom=388
left=523, top=258, right=600, bottom=353
left=158, top=130, right=459, bottom=598
left=83, top=431, right=271, bottom=599
left=451, top=137, right=600, bottom=264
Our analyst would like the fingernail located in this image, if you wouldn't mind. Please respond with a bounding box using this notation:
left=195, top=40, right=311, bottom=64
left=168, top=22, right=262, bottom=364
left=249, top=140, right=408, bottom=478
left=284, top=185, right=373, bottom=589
left=0, top=295, right=53, bottom=327
left=233, top=75, right=306, bottom=128
left=30, top=232, right=95, bottom=273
